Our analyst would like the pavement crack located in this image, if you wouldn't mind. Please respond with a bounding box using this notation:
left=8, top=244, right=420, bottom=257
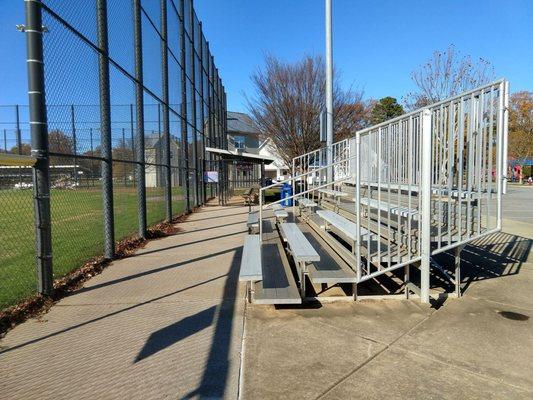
left=314, top=309, right=437, bottom=400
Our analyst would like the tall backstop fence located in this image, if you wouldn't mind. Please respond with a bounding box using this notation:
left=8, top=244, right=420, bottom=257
left=0, top=0, right=228, bottom=311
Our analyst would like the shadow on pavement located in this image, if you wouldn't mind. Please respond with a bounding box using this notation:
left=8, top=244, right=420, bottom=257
left=135, top=306, right=216, bottom=363
left=433, top=231, right=532, bottom=293
left=180, top=247, right=242, bottom=399
left=0, top=274, right=228, bottom=356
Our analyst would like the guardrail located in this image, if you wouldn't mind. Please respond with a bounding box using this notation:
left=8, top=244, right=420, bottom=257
left=258, top=155, right=355, bottom=239
left=353, top=80, right=509, bottom=302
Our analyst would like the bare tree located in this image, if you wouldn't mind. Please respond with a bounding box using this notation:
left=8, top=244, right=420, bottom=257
left=404, top=45, right=495, bottom=110
left=247, top=55, right=369, bottom=167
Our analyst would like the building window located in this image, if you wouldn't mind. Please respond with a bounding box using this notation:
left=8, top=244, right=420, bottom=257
left=234, top=135, right=246, bottom=149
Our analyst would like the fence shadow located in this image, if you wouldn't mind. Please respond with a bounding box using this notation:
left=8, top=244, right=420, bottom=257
left=174, top=248, right=241, bottom=399
left=434, top=232, right=532, bottom=293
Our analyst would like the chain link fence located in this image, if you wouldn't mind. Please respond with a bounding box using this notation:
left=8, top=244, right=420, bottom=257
left=0, top=0, right=228, bottom=310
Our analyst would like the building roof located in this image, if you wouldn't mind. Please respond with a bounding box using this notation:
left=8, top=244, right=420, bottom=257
left=144, top=133, right=179, bottom=148
left=227, top=111, right=259, bottom=135
left=205, top=147, right=275, bottom=164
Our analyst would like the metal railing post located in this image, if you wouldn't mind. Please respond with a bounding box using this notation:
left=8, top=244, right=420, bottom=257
left=496, top=82, right=505, bottom=229
left=25, top=0, right=53, bottom=296
left=420, top=109, right=432, bottom=303
left=355, top=133, right=361, bottom=282
left=160, top=0, right=172, bottom=221
left=502, top=81, right=509, bottom=194
left=292, top=158, right=296, bottom=217
left=259, top=188, right=263, bottom=240
left=133, top=0, right=147, bottom=238
left=97, top=0, right=115, bottom=259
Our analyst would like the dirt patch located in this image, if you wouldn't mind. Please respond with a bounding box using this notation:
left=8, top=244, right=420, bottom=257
left=0, top=210, right=194, bottom=337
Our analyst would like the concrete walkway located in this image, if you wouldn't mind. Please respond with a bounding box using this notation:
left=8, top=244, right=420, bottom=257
left=0, top=201, right=248, bottom=399
left=2, top=195, right=533, bottom=400
left=242, top=223, right=533, bottom=399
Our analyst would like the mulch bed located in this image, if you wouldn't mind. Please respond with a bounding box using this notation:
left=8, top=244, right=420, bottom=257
left=0, top=211, right=195, bottom=337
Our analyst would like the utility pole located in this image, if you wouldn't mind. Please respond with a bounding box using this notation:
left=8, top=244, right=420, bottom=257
left=325, top=0, right=333, bottom=183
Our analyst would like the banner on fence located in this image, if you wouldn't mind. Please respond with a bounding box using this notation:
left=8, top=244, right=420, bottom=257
left=205, top=171, right=219, bottom=183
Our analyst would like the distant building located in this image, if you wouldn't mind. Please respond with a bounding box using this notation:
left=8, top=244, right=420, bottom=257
left=226, top=111, right=290, bottom=184
left=144, top=133, right=180, bottom=188
left=258, top=138, right=290, bottom=181
left=226, top=112, right=261, bottom=185
left=227, top=111, right=260, bottom=152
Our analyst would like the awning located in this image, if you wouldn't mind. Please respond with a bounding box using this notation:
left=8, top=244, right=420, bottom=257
left=205, top=147, right=275, bottom=165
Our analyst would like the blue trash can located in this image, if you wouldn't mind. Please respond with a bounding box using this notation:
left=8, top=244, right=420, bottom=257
left=281, top=183, right=293, bottom=207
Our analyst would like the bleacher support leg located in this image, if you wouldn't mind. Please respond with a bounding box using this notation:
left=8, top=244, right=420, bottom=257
left=299, top=262, right=306, bottom=298
left=420, top=109, right=432, bottom=304
left=404, top=264, right=410, bottom=299
left=455, top=245, right=464, bottom=298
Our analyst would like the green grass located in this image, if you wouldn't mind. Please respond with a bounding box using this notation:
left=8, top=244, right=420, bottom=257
left=0, top=185, right=185, bottom=309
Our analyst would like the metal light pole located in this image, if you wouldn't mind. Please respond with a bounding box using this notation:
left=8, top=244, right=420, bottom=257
left=325, top=0, right=333, bottom=183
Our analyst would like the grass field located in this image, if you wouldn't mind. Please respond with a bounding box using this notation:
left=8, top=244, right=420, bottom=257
left=0, top=185, right=185, bottom=309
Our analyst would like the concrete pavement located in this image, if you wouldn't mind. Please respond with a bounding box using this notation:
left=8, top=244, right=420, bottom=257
left=241, top=220, right=533, bottom=399
left=0, top=201, right=248, bottom=399
left=1, top=189, right=532, bottom=400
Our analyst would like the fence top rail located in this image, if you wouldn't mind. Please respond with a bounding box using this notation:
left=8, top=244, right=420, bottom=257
left=356, top=78, right=506, bottom=136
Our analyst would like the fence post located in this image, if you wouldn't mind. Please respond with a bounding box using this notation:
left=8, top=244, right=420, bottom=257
left=70, top=105, right=78, bottom=186
left=198, top=21, right=205, bottom=204
left=97, top=0, right=115, bottom=259
left=15, top=104, right=23, bottom=186
left=179, top=0, right=190, bottom=213
left=25, top=0, right=53, bottom=296
left=133, top=0, right=147, bottom=238
left=189, top=1, right=199, bottom=209
left=420, top=109, right=432, bottom=304
left=160, top=0, right=172, bottom=221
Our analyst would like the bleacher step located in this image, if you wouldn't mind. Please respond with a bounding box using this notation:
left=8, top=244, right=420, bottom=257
left=253, top=219, right=301, bottom=305
left=296, top=222, right=357, bottom=284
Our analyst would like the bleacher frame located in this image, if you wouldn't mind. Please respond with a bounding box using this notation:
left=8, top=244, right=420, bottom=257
left=244, top=80, right=509, bottom=305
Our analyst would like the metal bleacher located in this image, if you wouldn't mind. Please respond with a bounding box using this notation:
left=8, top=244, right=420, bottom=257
left=239, top=80, right=509, bottom=305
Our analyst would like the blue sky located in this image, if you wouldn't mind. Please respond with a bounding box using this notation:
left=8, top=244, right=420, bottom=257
left=1, top=0, right=532, bottom=112
left=195, top=0, right=533, bottom=111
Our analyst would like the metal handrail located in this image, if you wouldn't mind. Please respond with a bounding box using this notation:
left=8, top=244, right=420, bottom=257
left=291, top=138, right=349, bottom=166
left=261, top=176, right=352, bottom=211
left=356, top=78, right=505, bottom=137
left=260, top=155, right=354, bottom=193
left=259, top=154, right=355, bottom=239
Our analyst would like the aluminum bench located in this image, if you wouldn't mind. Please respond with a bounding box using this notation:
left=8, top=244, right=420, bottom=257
left=316, top=209, right=370, bottom=253
left=296, top=197, right=318, bottom=217
left=279, top=222, right=320, bottom=297
left=239, top=235, right=262, bottom=301
left=271, top=203, right=289, bottom=222
left=253, top=219, right=301, bottom=304
left=357, top=197, right=419, bottom=218
left=247, top=211, right=259, bottom=234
